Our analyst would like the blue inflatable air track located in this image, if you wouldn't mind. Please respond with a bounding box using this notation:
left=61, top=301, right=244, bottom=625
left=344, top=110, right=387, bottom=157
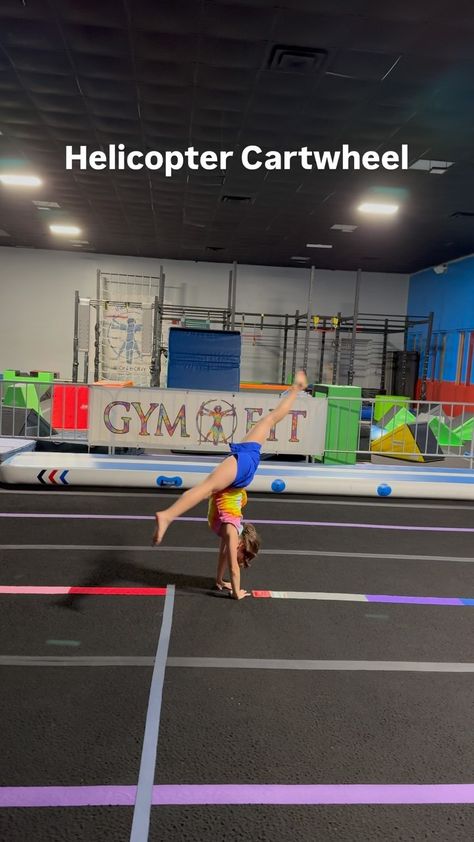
left=167, top=328, right=241, bottom=390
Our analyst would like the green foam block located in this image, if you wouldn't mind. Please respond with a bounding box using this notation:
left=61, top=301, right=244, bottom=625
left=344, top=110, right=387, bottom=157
left=452, top=416, right=474, bottom=442
left=428, top=418, right=463, bottom=447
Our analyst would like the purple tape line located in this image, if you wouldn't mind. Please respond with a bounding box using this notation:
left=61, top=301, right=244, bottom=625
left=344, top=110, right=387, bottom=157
left=0, top=786, right=136, bottom=807
left=151, top=784, right=474, bottom=805
left=1, top=513, right=474, bottom=532
left=251, top=519, right=474, bottom=533
left=2, top=784, right=474, bottom=807
left=366, top=595, right=463, bottom=606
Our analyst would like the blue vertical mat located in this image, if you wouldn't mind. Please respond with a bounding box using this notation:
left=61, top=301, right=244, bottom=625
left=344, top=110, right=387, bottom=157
left=167, top=328, right=241, bottom=390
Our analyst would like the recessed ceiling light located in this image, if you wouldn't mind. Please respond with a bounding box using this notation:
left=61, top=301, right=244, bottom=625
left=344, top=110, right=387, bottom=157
left=357, top=202, right=399, bottom=215
left=71, top=240, right=89, bottom=246
left=0, top=174, right=42, bottom=187
left=50, top=224, right=82, bottom=236
left=331, top=224, right=357, bottom=232
left=306, top=243, right=333, bottom=249
left=32, top=200, right=61, bottom=208
left=291, top=256, right=310, bottom=262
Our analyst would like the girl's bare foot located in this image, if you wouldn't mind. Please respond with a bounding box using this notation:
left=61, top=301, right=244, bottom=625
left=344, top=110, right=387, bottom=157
left=216, top=580, right=232, bottom=591
left=294, top=369, right=308, bottom=390
left=152, top=512, right=170, bottom=546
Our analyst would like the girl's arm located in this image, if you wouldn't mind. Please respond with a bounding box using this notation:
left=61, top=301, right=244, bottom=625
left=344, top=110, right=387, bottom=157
left=221, top=524, right=250, bottom=600
left=216, top=537, right=231, bottom=590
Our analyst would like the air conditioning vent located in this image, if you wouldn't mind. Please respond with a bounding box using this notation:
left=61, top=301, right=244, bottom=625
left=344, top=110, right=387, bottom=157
left=206, top=246, right=225, bottom=251
left=451, top=211, right=474, bottom=218
left=268, top=45, right=327, bottom=74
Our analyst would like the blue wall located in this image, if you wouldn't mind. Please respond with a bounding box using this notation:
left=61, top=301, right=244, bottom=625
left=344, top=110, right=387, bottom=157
left=408, top=256, right=474, bottom=382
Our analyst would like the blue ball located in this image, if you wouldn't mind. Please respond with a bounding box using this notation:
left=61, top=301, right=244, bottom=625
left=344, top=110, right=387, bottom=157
left=377, top=483, right=392, bottom=497
left=271, top=479, right=286, bottom=493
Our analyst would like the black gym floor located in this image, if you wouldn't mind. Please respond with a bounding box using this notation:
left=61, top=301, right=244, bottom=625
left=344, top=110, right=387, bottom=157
left=1, top=486, right=474, bottom=841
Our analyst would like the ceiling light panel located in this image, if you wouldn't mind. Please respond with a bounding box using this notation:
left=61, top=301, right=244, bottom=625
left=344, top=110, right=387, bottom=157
left=50, top=224, right=82, bottom=236
left=357, top=202, right=399, bottom=215
left=0, top=174, right=42, bottom=187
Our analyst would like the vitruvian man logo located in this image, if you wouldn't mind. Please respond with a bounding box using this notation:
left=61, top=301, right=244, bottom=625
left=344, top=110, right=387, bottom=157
left=196, top=399, right=238, bottom=445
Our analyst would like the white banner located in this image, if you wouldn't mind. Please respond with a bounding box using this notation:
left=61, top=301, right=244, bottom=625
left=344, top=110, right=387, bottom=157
left=88, top=387, right=327, bottom=455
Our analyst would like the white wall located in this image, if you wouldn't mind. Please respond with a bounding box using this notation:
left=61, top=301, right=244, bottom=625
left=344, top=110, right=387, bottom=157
left=0, top=246, right=409, bottom=382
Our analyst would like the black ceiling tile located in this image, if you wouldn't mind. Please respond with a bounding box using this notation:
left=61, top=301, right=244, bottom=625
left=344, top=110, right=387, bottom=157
left=203, top=2, right=276, bottom=40
left=4, top=47, right=71, bottom=75
left=141, top=83, right=193, bottom=107
left=196, top=63, right=255, bottom=90
left=89, top=115, right=139, bottom=133
left=130, top=0, right=202, bottom=34
left=94, top=130, right=144, bottom=147
left=0, top=65, right=18, bottom=85
left=42, top=113, right=88, bottom=132
left=0, top=110, right=37, bottom=127
left=271, top=10, right=353, bottom=49
left=29, top=93, right=86, bottom=115
left=133, top=31, right=198, bottom=62
left=63, top=24, right=130, bottom=58
left=188, top=128, right=239, bottom=146
left=137, top=59, right=195, bottom=86
left=17, top=71, right=80, bottom=96
left=192, top=107, right=243, bottom=128
left=88, top=99, right=138, bottom=120
left=143, top=124, right=188, bottom=142
left=367, top=102, right=418, bottom=124
left=344, top=16, right=417, bottom=53
left=45, top=127, right=88, bottom=144
left=255, top=71, right=316, bottom=98
left=249, top=92, right=307, bottom=117
left=0, top=19, right=63, bottom=52
left=141, top=102, right=189, bottom=124
left=200, top=36, right=266, bottom=69
left=77, top=77, right=136, bottom=101
left=360, top=0, right=446, bottom=23
left=417, top=23, right=474, bottom=61
left=0, top=89, right=32, bottom=109
left=72, top=53, right=133, bottom=80
left=55, top=0, right=127, bottom=28
left=194, top=89, right=249, bottom=113
left=0, top=1, right=51, bottom=20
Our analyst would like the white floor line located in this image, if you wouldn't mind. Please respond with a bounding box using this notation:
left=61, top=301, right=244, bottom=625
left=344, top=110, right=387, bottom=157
left=0, top=544, right=473, bottom=563
left=1, top=487, right=472, bottom=510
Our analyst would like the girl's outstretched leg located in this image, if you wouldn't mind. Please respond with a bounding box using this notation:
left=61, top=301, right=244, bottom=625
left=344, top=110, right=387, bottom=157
left=242, top=370, right=308, bottom=446
left=152, top=455, right=238, bottom=545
